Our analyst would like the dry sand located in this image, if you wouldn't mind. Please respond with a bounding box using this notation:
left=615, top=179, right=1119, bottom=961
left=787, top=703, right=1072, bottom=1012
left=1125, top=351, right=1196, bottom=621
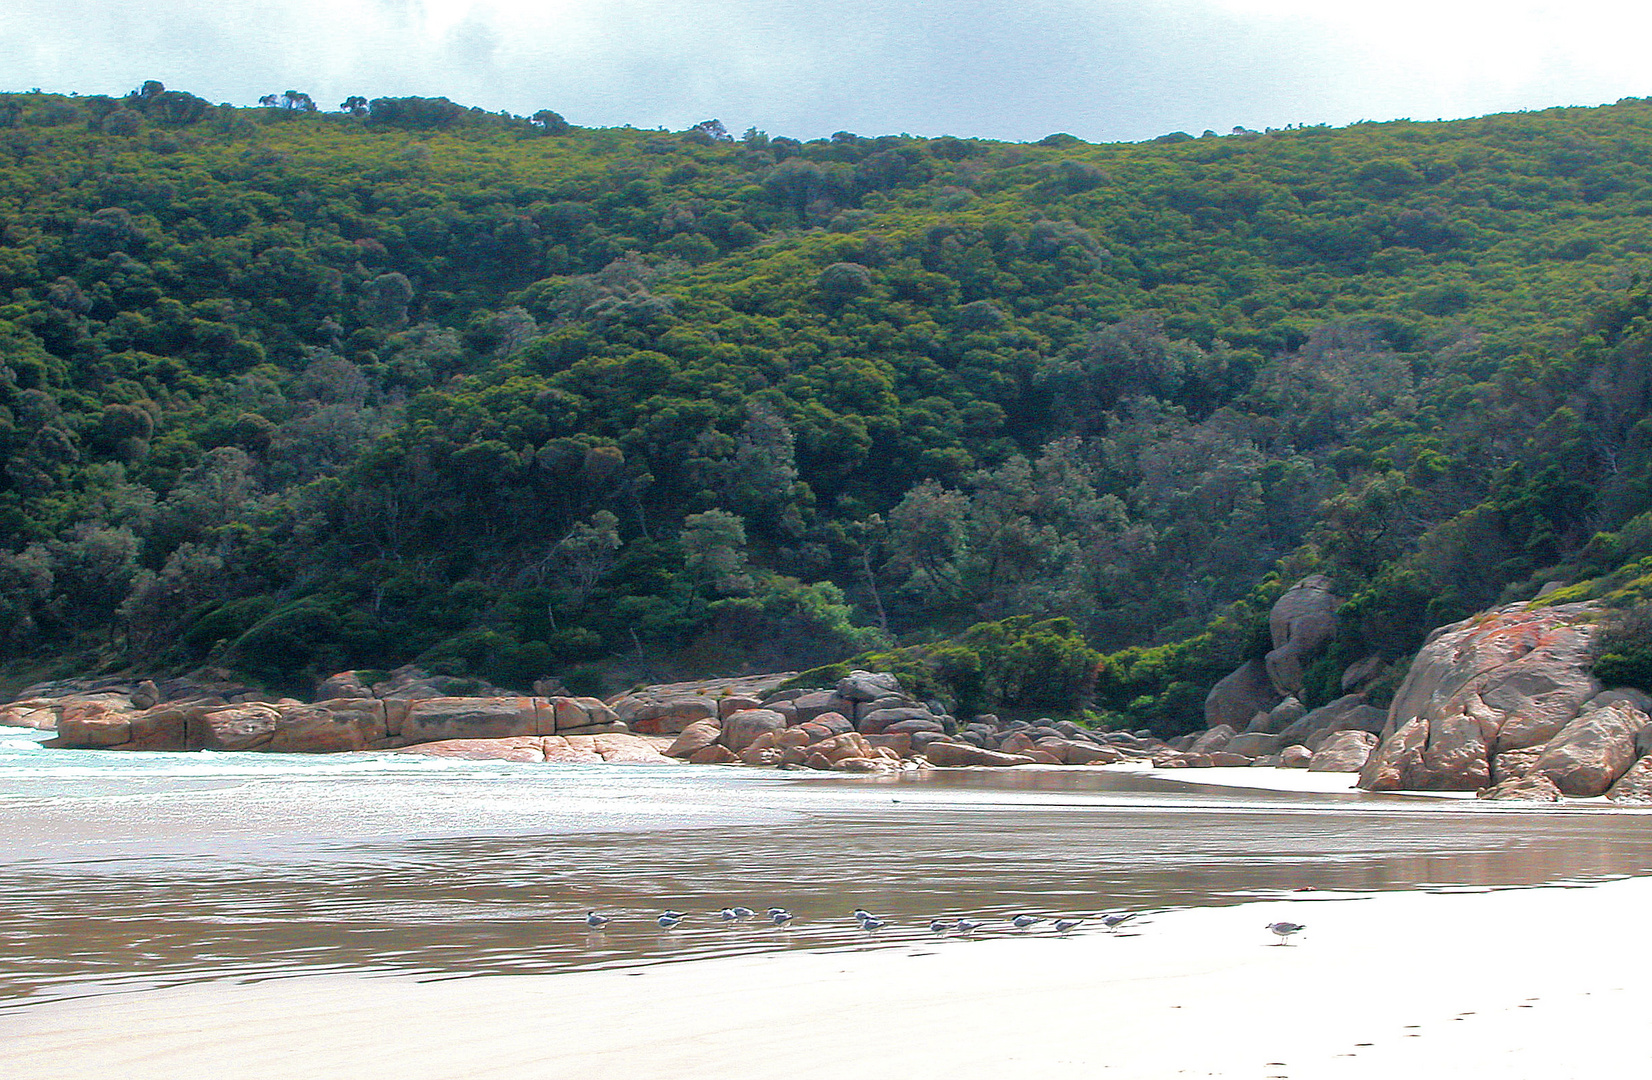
left=1108, top=761, right=1372, bottom=795
left=8, top=874, right=1649, bottom=1080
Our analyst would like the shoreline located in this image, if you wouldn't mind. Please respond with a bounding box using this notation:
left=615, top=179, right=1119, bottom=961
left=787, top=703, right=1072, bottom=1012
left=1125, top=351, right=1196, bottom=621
left=6, top=874, right=1649, bottom=1079
left=3, top=724, right=1625, bottom=807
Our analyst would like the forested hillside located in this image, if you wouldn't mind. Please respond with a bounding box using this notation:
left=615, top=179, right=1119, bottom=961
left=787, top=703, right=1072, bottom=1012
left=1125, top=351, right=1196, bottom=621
left=6, top=83, right=1652, bottom=728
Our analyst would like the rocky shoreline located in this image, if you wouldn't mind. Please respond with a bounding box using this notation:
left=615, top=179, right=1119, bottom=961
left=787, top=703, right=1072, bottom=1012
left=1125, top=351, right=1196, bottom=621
left=9, top=576, right=1652, bottom=801
left=0, top=660, right=1414, bottom=780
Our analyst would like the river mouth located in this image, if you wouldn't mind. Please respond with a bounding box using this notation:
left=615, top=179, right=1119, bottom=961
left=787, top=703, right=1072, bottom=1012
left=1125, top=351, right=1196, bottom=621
left=6, top=727, right=1652, bottom=1010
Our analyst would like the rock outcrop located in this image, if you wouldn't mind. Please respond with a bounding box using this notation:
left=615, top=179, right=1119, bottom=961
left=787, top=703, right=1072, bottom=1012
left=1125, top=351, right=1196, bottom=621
left=1265, top=574, right=1341, bottom=696
left=44, top=692, right=625, bottom=754
left=1359, top=602, right=1606, bottom=792
left=1307, top=730, right=1377, bottom=773
left=1203, top=575, right=1342, bottom=728
left=1356, top=600, right=1652, bottom=800
left=605, top=674, right=798, bottom=735
left=1530, top=702, right=1646, bottom=797
left=1204, top=659, right=1283, bottom=731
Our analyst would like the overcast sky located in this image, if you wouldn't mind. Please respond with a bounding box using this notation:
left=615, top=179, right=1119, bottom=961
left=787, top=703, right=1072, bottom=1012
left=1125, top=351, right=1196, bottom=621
left=3, top=1, right=1650, bottom=142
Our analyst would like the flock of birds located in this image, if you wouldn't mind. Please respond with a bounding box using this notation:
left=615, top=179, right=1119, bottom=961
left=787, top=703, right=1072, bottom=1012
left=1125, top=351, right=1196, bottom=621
left=581, top=906, right=1307, bottom=944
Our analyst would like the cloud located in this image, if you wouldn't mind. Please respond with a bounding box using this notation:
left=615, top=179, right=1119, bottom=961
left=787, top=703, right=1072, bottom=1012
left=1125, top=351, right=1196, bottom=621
left=2, top=0, right=1649, bottom=141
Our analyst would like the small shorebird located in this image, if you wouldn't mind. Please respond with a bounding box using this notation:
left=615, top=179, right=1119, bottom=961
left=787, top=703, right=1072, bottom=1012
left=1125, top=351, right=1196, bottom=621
left=1266, top=921, right=1305, bottom=945
left=852, top=907, right=877, bottom=923
left=860, top=916, right=888, bottom=931
left=732, top=906, right=756, bottom=919
left=1101, top=912, right=1138, bottom=932
left=770, top=910, right=794, bottom=926
left=929, top=918, right=955, bottom=934
left=766, top=907, right=789, bottom=918
left=718, top=907, right=740, bottom=922
left=955, top=918, right=982, bottom=935
left=584, top=910, right=611, bottom=930
left=1054, top=918, right=1083, bottom=934
left=658, top=912, right=685, bottom=929
left=1011, top=914, right=1043, bottom=931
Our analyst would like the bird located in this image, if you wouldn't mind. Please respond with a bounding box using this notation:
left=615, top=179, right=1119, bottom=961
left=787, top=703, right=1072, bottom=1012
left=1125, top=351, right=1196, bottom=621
left=1101, top=912, right=1138, bottom=932
left=1266, top=921, right=1305, bottom=945
left=929, top=918, right=955, bottom=934
left=732, top=906, right=756, bottom=919
left=584, top=910, right=611, bottom=930
left=1054, top=918, right=1083, bottom=934
left=766, top=907, right=789, bottom=918
left=955, top=918, right=982, bottom=934
left=860, top=916, right=888, bottom=931
left=770, top=910, right=794, bottom=926
left=718, top=907, right=739, bottom=922
left=660, top=909, right=686, bottom=919
left=1011, top=914, right=1043, bottom=930
left=658, top=912, right=685, bottom=929
left=852, top=907, right=877, bottom=923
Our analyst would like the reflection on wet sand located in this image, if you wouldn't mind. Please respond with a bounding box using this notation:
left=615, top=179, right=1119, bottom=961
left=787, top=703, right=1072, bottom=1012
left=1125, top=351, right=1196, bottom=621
left=5, top=764, right=1652, bottom=1010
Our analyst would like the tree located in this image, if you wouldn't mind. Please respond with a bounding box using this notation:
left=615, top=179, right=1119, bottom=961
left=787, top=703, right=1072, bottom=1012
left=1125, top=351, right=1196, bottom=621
left=530, top=109, right=570, bottom=135
left=682, top=510, right=752, bottom=597
left=689, top=119, right=732, bottom=143
left=540, top=510, right=622, bottom=625
left=340, top=96, right=369, bottom=117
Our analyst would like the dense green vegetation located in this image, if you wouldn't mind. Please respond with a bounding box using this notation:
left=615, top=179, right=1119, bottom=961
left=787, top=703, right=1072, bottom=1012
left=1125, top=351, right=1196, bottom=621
left=7, top=82, right=1652, bottom=725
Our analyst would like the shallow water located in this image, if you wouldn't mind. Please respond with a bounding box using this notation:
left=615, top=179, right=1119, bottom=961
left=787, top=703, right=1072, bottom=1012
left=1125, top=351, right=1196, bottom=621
left=5, top=726, right=1652, bottom=1009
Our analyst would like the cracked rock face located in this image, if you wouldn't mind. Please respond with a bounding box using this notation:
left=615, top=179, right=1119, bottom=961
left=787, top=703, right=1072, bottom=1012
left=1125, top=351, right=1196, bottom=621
left=1360, top=602, right=1607, bottom=792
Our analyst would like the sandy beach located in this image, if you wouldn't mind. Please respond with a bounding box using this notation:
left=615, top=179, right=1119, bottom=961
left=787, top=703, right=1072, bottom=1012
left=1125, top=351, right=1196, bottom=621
left=6, top=729, right=1650, bottom=1079
left=7, top=873, right=1650, bottom=1080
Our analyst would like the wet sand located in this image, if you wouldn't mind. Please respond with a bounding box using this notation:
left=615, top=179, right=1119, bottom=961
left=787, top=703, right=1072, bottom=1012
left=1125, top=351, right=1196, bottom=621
left=7, top=873, right=1648, bottom=1080
left=7, top=758, right=1652, bottom=1008
left=6, top=729, right=1651, bottom=1076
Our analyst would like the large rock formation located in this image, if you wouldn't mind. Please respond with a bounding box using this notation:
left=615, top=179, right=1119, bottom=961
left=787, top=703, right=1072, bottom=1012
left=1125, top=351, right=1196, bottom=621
left=1203, top=659, right=1283, bottom=730
left=1265, top=574, right=1341, bottom=696
left=44, top=692, right=627, bottom=754
left=1359, top=601, right=1652, bottom=798
left=1204, top=575, right=1341, bottom=728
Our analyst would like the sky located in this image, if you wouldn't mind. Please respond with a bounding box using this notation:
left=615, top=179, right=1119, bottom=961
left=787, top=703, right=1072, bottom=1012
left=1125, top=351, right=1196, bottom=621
left=2, top=1, right=1650, bottom=143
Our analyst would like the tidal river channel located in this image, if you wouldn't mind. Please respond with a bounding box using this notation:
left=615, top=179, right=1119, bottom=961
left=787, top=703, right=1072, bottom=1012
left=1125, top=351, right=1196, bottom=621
left=5, top=724, right=1652, bottom=1010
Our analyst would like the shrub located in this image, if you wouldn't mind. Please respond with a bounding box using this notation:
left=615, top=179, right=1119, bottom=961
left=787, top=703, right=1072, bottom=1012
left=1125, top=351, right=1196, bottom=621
left=1592, top=603, right=1652, bottom=693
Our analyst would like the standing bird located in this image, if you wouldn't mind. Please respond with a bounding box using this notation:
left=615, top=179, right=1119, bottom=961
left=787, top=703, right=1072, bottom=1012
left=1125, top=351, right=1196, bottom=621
left=770, top=909, right=794, bottom=927
left=658, top=912, right=685, bottom=929
left=852, top=908, right=877, bottom=924
left=1266, top=921, right=1305, bottom=945
left=732, top=907, right=756, bottom=920
left=929, top=918, right=955, bottom=934
left=1101, top=912, right=1138, bottom=932
left=1054, top=918, right=1083, bottom=934
left=955, top=918, right=982, bottom=935
left=860, top=916, right=888, bottom=932
left=1011, top=914, right=1043, bottom=931
left=766, top=907, right=789, bottom=918
left=584, top=910, right=611, bottom=930
left=718, top=907, right=740, bottom=923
